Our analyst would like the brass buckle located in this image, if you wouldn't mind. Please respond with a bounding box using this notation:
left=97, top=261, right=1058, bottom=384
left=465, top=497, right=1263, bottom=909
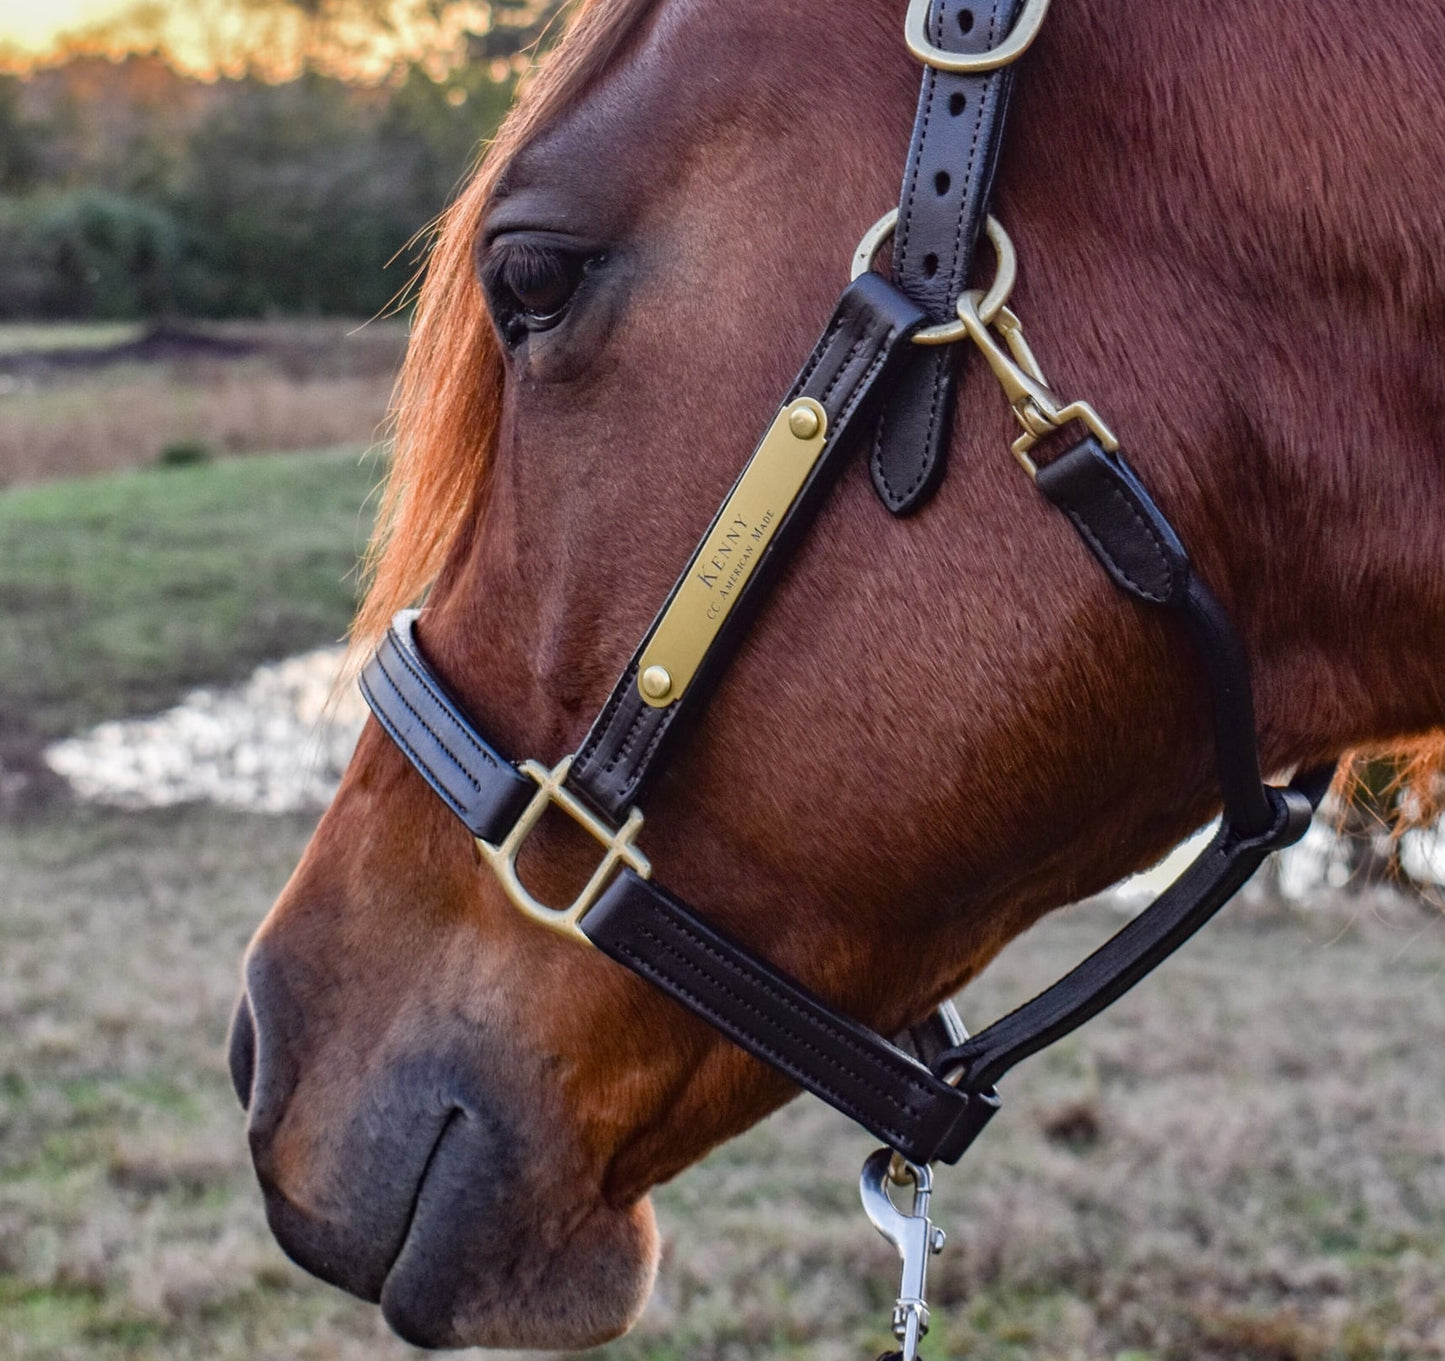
left=904, top=0, right=1051, bottom=73
left=476, top=755, right=650, bottom=946
left=850, top=212, right=1016, bottom=346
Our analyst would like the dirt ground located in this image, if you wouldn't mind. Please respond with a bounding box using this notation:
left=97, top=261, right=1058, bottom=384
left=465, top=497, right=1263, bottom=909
left=2, top=803, right=1441, bottom=1361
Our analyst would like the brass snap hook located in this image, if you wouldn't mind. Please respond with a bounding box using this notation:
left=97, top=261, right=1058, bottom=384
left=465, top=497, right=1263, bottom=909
left=951, top=221, right=1119, bottom=477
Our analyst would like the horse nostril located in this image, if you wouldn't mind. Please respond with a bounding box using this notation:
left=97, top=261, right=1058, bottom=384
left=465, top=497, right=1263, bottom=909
left=235, top=945, right=305, bottom=1146
left=228, top=992, right=257, bottom=1110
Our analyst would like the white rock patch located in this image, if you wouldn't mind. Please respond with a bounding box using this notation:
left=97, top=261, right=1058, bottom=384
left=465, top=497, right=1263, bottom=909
left=45, top=648, right=367, bottom=814
left=42, top=653, right=1445, bottom=894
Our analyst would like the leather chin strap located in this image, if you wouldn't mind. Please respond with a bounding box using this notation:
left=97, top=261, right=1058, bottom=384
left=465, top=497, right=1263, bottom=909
left=359, top=6, right=1334, bottom=1168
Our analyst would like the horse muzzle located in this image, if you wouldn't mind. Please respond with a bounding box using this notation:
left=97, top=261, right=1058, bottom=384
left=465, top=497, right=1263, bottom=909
left=228, top=938, right=658, bottom=1349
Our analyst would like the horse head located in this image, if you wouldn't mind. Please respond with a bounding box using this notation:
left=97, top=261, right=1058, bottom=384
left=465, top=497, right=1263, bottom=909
left=229, top=0, right=1445, bottom=1347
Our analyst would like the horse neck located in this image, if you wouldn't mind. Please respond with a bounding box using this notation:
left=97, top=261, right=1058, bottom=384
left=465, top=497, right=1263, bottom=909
left=1004, top=0, right=1445, bottom=763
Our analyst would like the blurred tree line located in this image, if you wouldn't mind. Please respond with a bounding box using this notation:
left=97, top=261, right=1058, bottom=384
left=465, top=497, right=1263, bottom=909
left=0, top=0, right=565, bottom=318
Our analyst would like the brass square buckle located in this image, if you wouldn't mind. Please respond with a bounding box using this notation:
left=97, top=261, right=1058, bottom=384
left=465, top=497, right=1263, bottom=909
left=904, top=0, right=1050, bottom=73
left=476, top=755, right=650, bottom=946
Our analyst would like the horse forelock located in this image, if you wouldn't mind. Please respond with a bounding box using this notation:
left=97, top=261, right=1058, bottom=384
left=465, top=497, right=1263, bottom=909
left=351, top=0, right=665, bottom=657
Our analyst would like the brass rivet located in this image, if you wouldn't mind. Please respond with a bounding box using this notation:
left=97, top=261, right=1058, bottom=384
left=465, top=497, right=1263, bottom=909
left=639, top=665, right=673, bottom=701
left=787, top=404, right=822, bottom=440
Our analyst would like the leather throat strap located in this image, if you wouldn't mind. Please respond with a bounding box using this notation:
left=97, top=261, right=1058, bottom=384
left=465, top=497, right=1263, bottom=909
left=870, top=0, right=1025, bottom=513
left=1035, top=436, right=1276, bottom=836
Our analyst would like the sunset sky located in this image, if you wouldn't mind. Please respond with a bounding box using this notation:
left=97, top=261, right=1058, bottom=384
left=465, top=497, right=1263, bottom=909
left=0, top=0, right=501, bottom=78
left=0, top=0, right=133, bottom=53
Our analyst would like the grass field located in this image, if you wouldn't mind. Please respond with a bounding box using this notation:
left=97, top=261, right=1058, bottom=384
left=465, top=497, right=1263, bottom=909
left=0, top=445, right=378, bottom=758
left=1, top=402, right=1443, bottom=1359
left=2, top=804, right=1442, bottom=1361
left=0, top=324, right=146, bottom=357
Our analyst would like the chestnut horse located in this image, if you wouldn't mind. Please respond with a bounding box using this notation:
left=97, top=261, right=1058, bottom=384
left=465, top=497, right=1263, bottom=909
left=229, top=0, right=1445, bottom=1348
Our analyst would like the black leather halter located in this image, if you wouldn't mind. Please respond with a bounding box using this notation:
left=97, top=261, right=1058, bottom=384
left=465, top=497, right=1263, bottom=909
left=361, top=0, right=1331, bottom=1170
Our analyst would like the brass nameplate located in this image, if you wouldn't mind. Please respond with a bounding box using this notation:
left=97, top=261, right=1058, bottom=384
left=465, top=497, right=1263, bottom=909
left=637, top=397, right=828, bottom=707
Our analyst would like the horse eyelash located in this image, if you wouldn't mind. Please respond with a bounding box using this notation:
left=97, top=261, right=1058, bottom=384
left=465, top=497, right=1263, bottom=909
left=491, top=242, right=568, bottom=301
left=482, top=240, right=591, bottom=336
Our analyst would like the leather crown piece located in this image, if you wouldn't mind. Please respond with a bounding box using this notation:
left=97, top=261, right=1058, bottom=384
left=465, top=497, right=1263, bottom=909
left=870, top=0, right=1028, bottom=514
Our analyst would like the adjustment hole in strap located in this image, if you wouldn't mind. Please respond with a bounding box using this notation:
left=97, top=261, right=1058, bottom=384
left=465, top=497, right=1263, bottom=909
left=949, top=92, right=967, bottom=115
left=934, top=170, right=952, bottom=196
left=958, top=9, right=975, bottom=33
left=923, top=252, right=939, bottom=278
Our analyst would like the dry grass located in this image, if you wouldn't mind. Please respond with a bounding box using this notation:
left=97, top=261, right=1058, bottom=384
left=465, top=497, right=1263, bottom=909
left=0, top=320, right=408, bottom=487
left=2, top=805, right=1443, bottom=1361
left=0, top=368, right=389, bottom=485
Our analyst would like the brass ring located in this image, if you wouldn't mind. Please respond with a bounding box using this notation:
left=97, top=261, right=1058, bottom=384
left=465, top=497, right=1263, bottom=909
left=849, top=210, right=1017, bottom=345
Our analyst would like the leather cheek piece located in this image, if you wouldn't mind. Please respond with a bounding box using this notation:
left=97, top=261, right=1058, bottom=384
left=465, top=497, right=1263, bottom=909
left=567, top=273, right=926, bottom=826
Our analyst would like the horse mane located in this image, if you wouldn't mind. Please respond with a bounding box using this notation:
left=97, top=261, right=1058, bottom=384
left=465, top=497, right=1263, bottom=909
left=1337, top=732, right=1445, bottom=831
left=350, top=0, right=1445, bottom=842
left=353, top=0, right=661, bottom=651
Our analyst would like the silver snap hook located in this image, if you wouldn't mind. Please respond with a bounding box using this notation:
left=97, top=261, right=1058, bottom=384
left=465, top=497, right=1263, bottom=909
left=860, top=1148, right=947, bottom=1361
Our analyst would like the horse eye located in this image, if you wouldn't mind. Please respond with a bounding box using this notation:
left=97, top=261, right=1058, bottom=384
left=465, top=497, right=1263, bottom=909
left=481, top=241, right=594, bottom=345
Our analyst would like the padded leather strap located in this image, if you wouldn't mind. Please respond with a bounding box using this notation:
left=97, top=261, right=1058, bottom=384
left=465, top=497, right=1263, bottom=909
left=359, top=612, right=534, bottom=843
left=1035, top=437, right=1274, bottom=836
left=568, top=273, right=926, bottom=825
left=870, top=0, right=1027, bottom=513
left=581, top=870, right=1000, bottom=1166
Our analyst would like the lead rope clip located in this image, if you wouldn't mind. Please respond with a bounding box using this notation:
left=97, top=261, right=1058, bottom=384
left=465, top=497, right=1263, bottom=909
left=859, top=1148, right=947, bottom=1361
